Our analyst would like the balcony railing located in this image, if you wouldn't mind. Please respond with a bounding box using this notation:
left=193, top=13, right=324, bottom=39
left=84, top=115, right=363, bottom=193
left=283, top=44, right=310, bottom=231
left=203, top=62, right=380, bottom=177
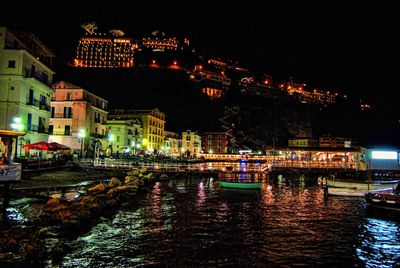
left=39, top=102, right=51, bottom=112
left=51, top=113, right=73, bottom=119
left=26, top=98, right=40, bottom=107
left=26, top=125, right=48, bottom=134
left=24, top=68, right=52, bottom=86
left=90, top=133, right=107, bottom=139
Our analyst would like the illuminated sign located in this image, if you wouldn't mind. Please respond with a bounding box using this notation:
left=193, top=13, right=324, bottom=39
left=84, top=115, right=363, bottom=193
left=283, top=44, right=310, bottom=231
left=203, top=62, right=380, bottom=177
left=371, top=151, right=398, bottom=160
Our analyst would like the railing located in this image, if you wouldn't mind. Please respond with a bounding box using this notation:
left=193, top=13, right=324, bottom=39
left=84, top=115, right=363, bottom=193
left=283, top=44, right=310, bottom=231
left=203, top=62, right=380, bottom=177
left=24, top=68, right=51, bottom=86
left=77, top=158, right=359, bottom=172
left=39, top=102, right=51, bottom=111
left=26, top=99, right=40, bottom=107
left=52, top=113, right=72, bottom=119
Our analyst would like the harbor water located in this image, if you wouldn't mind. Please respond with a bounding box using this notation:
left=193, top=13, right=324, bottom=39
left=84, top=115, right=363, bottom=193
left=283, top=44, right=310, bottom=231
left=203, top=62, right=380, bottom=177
left=59, top=176, right=400, bottom=267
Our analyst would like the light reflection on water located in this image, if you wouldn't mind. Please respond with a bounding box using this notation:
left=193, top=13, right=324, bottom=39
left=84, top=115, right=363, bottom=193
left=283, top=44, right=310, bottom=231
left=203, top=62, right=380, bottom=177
left=357, top=217, right=400, bottom=268
left=60, top=177, right=400, bottom=267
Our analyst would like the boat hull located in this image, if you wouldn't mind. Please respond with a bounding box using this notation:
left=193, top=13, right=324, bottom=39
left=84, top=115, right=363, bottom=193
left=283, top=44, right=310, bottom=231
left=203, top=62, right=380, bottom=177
left=365, top=187, right=400, bottom=211
left=327, top=179, right=399, bottom=190
left=219, top=181, right=262, bottom=189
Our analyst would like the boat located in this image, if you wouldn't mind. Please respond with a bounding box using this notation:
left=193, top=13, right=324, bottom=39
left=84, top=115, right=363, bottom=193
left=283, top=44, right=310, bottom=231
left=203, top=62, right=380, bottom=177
left=219, top=181, right=262, bottom=189
left=365, top=183, right=400, bottom=211
left=325, top=179, right=399, bottom=197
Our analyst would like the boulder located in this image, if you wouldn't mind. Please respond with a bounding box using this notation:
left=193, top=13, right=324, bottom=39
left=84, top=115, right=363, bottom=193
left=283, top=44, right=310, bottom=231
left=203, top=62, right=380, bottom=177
left=109, top=177, right=121, bottom=187
left=88, top=183, right=106, bottom=193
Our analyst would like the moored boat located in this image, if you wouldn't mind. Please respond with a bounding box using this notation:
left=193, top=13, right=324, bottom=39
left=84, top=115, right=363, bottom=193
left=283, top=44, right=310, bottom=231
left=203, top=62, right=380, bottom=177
left=327, top=179, right=399, bottom=190
left=365, top=183, right=400, bottom=211
left=326, top=179, right=399, bottom=197
left=219, top=181, right=262, bottom=189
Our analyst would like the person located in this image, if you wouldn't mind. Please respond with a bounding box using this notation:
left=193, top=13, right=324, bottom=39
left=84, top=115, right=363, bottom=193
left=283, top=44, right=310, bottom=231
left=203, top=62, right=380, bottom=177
left=0, top=155, right=9, bottom=165
left=0, top=155, right=9, bottom=175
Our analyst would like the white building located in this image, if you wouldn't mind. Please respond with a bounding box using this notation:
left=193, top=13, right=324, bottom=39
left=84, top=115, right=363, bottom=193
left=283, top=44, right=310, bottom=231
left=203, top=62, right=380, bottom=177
left=0, top=27, right=55, bottom=157
left=181, top=130, right=201, bottom=158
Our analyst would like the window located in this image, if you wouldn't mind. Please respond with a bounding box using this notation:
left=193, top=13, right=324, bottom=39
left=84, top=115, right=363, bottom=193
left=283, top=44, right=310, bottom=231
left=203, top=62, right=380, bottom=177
left=8, top=60, right=16, bottom=68
left=65, top=125, right=71, bottom=135
left=49, top=125, right=53, bottom=134
left=67, top=92, right=72, bottom=100
left=116, top=136, right=120, bottom=142
left=27, top=113, right=32, bottom=131
left=186, top=136, right=191, bottom=141
left=64, top=107, right=72, bottom=118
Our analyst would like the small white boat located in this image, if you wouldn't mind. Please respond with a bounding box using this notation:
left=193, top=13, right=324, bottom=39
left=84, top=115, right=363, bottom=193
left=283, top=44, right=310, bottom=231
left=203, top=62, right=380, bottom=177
left=325, top=179, right=399, bottom=197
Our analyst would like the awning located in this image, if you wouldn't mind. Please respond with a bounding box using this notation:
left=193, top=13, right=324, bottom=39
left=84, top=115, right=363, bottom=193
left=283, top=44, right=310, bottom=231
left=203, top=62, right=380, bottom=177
left=22, top=141, right=70, bottom=151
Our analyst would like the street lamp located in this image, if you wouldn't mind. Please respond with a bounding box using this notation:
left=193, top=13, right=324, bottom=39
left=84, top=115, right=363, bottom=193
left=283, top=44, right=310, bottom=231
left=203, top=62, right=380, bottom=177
left=78, top=129, right=86, bottom=158
left=10, top=116, right=24, bottom=159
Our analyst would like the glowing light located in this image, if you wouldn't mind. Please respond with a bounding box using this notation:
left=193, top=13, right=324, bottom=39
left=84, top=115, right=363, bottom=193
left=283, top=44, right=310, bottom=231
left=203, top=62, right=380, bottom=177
left=10, top=116, right=24, bottom=131
left=78, top=128, right=86, bottom=139
left=371, top=151, right=398, bottom=160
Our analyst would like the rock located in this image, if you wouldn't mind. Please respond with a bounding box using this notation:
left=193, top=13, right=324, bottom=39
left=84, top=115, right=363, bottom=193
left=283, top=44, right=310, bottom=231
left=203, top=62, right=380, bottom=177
left=46, top=198, right=61, bottom=206
left=109, top=177, right=121, bottom=187
left=88, top=183, right=106, bottom=193
left=124, top=175, right=132, bottom=183
left=128, top=169, right=140, bottom=176
left=160, top=174, right=169, bottom=180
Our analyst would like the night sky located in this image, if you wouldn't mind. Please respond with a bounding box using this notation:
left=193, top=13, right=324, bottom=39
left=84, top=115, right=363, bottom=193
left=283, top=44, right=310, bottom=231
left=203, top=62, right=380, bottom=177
left=1, top=1, right=399, bottom=139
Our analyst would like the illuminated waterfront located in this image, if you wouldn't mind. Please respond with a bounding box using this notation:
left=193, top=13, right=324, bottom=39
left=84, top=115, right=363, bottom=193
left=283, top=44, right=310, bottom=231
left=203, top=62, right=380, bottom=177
left=59, top=177, right=400, bottom=267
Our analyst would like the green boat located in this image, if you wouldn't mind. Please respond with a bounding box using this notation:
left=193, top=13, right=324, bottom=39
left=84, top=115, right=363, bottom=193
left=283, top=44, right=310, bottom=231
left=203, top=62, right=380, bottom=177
left=219, top=181, right=262, bottom=189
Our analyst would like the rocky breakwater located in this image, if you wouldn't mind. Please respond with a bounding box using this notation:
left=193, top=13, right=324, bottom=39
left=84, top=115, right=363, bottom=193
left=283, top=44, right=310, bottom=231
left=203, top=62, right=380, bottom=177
left=0, top=167, right=157, bottom=266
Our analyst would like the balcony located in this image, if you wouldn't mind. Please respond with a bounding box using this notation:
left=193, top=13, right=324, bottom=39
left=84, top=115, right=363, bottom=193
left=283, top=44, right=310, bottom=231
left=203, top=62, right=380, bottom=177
left=39, top=102, right=51, bottom=112
left=90, top=133, right=107, bottom=139
left=26, top=99, right=40, bottom=107
left=24, top=68, right=52, bottom=86
left=26, top=125, right=48, bottom=134
left=52, top=113, right=73, bottom=119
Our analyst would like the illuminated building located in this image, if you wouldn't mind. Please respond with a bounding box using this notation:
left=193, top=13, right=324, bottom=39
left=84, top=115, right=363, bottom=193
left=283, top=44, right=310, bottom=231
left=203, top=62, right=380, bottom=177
left=108, top=109, right=165, bottom=153
left=182, top=130, right=202, bottom=157
left=189, top=63, right=231, bottom=99
left=238, top=76, right=288, bottom=100
left=137, top=31, right=194, bottom=69
left=73, top=29, right=137, bottom=68
left=0, top=27, right=55, bottom=156
left=163, top=131, right=181, bottom=156
left=49, top=81, right=108, bottom=154
left=288, top=138, right=319, bottom=148
left=201, top=132, right=229, bottom=153
left=278, top=80, right=338, bottom=105
left=106, top=117, right=143, bottom=155
left=319, top=136, right=347, bottom=148
left=142, top=31, right=179, bottom=51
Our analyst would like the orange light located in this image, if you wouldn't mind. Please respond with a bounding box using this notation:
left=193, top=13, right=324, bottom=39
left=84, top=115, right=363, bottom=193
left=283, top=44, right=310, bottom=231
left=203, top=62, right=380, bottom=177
left=264, top=80, right=269, bottom=84
left=173, top=60, right=177, bottom=65
left=152, top=60, right=156, bottom=64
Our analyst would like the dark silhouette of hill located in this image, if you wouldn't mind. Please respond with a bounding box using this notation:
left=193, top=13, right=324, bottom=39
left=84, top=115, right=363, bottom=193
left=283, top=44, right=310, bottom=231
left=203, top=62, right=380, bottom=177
left=56, top=67, right=400, bottom=149
left=57, top=67, right=223, bottom=132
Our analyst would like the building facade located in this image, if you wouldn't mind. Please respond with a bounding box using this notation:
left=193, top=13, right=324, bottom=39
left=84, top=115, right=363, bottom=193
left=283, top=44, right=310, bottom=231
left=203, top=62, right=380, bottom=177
left=106, top=117, right=143, bottom=156
left=182, top=130, right=202, bottom=157
left=163, top=131, right=181, bottom=156
left=73, top=32, right=137, bottom=68
left=49, top=81, right=108, bottom=155
left=0, top=27, right=55, bottom=157
left=108, top=109, right=165, bottom=153
left=201, top=131, right=229, bottom=154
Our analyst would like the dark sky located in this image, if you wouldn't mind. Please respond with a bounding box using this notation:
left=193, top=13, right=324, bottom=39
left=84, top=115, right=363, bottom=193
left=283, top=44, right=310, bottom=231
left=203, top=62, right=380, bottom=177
left=1, top=1, right=399, bottom=109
